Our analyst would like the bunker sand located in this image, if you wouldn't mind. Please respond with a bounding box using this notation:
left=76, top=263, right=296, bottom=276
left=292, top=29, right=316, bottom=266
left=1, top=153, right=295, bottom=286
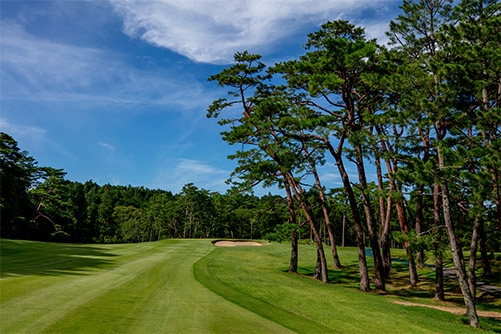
left=213, top=240, right=262, bottom=247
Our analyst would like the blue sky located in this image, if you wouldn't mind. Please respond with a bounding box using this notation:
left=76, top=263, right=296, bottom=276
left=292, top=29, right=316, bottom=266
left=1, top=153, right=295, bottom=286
left=1, top=0, right=401, bottom=195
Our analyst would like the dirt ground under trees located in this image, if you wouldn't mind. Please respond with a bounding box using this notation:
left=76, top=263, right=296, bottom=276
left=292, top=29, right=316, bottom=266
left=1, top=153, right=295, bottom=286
left=393, top=301, right=501, bottom=319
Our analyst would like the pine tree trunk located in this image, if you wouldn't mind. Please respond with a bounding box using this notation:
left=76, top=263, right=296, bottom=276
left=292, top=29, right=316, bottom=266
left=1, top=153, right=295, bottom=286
left=313, top=249, right=322, bottom=280
left=433, top=181, right=444, bottom=301
left=435, top=250, right=444, bottom=300
left=355, top=146, right=385, bottom=291
left=341, top=212, right=346, bottom=247
left=289, top=232, right=298, bottom=273
left=479, top=219, right=492, bottom=278
left=311, top=166, right=342, bottom=268
left=437, top=146, right=480, bottom=328
left=468, top=215, right=481, bottom=303
left=375, top=150, right=392, bottom=276
left=335, top=155, right=370, bottom=291
left=395, top=197, right=418, bottom=287
left=286, top=173, right=329, bottom=283
left=285, top=184, right=298, bottom=273
left=415, top=185, right=425, bottom=269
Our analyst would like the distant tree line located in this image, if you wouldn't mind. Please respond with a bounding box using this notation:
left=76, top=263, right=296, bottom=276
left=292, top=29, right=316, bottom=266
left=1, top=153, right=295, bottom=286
left=2, top=132, right=362, bottom=245
left=207, top=0, right=499, bottom=327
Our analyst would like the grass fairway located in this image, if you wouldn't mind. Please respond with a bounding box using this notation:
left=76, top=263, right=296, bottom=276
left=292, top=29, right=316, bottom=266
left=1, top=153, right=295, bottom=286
left=1, top=239, right=498, bottom=333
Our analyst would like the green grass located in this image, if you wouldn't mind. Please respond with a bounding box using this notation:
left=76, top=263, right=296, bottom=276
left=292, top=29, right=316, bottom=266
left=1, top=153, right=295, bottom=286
left=1, top=239, right=499, bottom=333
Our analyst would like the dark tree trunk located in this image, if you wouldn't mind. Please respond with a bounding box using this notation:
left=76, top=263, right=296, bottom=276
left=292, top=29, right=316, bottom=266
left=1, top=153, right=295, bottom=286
left=468, top=215, right=481, bottom=303
left=335, top=155, right=370, bottom=291
left=286, top=172, right=329, bottom=283
left=433, top=181, right=444, bottom=301
left=323, top=139, right=369, bottom=290
left=341, top=212, right=346, bottom=247
left=415, top=185, right=425, bottom=269
left=437, top=146, right=480, bottom=328
left=310, top=161, right=342, bottom=268
left=313, top=249, right=322, bottom=280
left=355, top=145, right=385, bottom=290
left=479, top=219, right=492, bottom=278
left=375, top=149, right=392, bottom=276
left=285, top=184, right=298, bottom=273
left=289, top=232, right=298, bottom=273
left=378, top=135, right=417, bottom=286
left=395, top=196, right=418, bottom=287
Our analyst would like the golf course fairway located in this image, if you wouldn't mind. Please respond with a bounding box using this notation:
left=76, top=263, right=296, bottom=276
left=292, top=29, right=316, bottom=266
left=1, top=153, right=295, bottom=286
left=0, top=239, right=495, bottom=333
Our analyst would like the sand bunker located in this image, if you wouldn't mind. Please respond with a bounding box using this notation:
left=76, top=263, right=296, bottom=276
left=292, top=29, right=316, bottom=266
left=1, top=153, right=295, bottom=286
left=213, top=240, right=262, bottom=247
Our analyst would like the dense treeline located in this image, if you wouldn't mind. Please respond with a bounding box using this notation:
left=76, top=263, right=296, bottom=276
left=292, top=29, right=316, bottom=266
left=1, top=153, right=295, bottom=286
left=0, top=132, right=392, bottom=248
left=0, top=132, right=294, bottom=243
left=207, top=0, right=499, bottom=327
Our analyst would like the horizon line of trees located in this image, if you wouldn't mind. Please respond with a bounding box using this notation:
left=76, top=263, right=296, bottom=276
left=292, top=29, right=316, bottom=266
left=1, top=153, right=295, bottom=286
left=206, top=0, right=499, bottom=328
left=1, top=131, right=369, bottom=246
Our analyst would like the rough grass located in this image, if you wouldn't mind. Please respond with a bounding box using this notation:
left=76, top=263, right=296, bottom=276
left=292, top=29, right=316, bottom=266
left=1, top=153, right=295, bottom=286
left=1, top=238, right=499, bottom=333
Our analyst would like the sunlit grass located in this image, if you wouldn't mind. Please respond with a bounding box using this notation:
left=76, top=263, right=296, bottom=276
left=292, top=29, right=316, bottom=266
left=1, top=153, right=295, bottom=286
left=1, top=239, right=499, bottom=333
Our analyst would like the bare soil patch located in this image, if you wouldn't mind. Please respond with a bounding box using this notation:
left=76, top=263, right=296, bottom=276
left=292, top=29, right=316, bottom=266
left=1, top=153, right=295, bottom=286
left=393, top=300, right=501, bottom=319
left=213, top=240, right=262, bottom=247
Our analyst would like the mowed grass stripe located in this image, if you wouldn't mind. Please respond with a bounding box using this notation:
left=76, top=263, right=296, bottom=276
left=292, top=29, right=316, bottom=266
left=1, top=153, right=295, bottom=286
left=0, top=239, right=290, bottom=334
left=194, top=247, right=336, bottom=333
left=1, top=242, right=173, bottom=333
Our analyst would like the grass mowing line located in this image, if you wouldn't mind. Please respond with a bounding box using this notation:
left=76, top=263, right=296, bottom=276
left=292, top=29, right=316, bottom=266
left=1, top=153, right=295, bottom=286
left=1, top=244, right=172, bottom=333
left=1, top=239, right=293, bottom=334
left=193, top=247, right=337, bottom=334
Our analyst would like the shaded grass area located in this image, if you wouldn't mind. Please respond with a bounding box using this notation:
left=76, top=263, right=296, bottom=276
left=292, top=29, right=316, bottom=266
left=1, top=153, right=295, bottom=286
left=195, top=243, right=500, bottom=333
left=390, top=248, right=501, bottom=288
left=1, top=239, right=118, bottom=277
left=0, top=239, right=289, bottom=334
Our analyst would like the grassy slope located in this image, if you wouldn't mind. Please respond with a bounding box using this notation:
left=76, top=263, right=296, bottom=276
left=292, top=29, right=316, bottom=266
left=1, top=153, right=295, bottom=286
left=1, top=239, right=498, bottom=333
left=195, top=244, right=498, bottom=334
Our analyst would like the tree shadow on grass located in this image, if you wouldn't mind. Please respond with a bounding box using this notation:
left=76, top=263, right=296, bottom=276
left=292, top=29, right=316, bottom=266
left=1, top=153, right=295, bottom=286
left=293, top=264, right=365, bottom=287
left=0, top=239, right=117, bottom=278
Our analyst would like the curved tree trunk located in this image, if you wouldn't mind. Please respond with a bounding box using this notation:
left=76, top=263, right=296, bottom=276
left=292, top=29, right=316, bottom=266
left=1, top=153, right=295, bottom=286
left=308, top=157, right=342, bottom=268
left=335, top=156, right=370, bottom=291
left=355, top=146, right=385, bottom=291
left=286, top=172, right=329, bottom=283
left=374, top=149, right=392, bottom=277
left=437, top=146, right=480, bottom=328
left=324, top=139, right=369, bottom=291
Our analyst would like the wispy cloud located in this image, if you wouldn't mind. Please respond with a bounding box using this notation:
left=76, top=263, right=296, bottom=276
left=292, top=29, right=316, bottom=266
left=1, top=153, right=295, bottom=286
left=0, top=22, right=213, bottom=110
left=111, top=0, right=395, bottom=64
left=97, top=141, right=116, bottom=151
left=0, top=118, right=47, bottom=142
left=152, top=158, right=230, bottom=193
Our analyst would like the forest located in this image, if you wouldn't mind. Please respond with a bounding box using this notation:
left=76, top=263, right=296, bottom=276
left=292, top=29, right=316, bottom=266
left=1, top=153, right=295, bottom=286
left=0, top=0, right=499, bottom=329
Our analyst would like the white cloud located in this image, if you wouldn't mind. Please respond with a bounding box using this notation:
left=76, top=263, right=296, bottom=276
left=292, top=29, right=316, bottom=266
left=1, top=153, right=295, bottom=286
left=0, top=118, right=47, bottom=143
left=152, top=158, right=230, bottom=193
left=0, top=22, right=213, bottom=110
left=177, top=158, right=226, bottom=175
left=97, top=141, right=116, bottom=151
left=110, top=0, right=392, bottom=64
